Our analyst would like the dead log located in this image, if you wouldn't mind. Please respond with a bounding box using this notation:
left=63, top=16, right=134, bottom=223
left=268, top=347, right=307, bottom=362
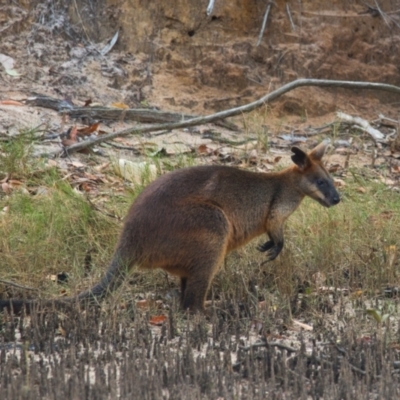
left=25, top=94, right=238, bottom=131
left=43, top=78, right=400, bottom=157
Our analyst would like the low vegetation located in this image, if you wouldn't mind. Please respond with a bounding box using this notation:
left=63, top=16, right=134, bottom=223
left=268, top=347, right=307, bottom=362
left=1, top=128, right=400, bottom=398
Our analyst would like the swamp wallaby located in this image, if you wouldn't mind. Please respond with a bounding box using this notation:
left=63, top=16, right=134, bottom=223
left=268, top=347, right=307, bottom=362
left=0, top=142, right=339, bottom=314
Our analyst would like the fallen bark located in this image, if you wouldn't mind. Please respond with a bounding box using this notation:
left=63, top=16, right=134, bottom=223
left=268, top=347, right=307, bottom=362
left=43, top=78, right=400, bottom=157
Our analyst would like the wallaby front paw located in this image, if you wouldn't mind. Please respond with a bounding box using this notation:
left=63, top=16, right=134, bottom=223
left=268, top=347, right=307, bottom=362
left=257, top=240, right=274, bottom=253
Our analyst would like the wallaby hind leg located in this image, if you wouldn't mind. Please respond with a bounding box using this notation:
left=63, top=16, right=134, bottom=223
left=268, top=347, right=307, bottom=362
left=181, top=273, right=212, bottom=312
left=180, top=277, right=187, bottom=306
left=181, top=248, right=226, bottom=312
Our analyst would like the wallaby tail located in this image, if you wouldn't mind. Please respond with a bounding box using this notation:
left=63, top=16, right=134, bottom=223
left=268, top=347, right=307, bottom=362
left=76, top=255, right=128, bottom=301
left=0, top=254, right=128, bottom=315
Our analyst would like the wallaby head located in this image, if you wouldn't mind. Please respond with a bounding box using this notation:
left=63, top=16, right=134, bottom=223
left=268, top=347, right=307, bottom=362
left=291, top=142, right=340, bottom=207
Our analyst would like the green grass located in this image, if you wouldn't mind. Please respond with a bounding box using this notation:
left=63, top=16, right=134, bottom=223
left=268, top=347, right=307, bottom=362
left=0, top=183, right=121, bottom=293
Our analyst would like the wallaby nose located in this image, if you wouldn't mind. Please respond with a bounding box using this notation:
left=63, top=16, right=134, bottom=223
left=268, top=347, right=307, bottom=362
left=333, top=195, right=340, bottom=205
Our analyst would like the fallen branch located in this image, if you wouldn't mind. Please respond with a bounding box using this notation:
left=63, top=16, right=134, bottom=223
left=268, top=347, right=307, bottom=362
left=25, top=94, right=238, bottom=130
left=336, top=111, right=384, bottom=140
left=43, top=79, right=400, bottom=157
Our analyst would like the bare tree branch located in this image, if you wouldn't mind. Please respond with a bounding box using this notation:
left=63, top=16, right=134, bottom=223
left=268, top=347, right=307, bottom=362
left=43, top=79, right=400, bottom=158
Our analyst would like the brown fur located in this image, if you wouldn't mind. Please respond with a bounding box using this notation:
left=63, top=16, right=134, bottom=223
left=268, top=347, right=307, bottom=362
left=0, top=142, right=340, bottom=314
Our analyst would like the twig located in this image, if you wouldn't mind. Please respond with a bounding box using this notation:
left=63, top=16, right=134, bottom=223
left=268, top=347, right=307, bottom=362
left=202, top=131, right=257, bottom=146
left=0, top=279, right=38, bottom=291
left=257, top=2, right=274, bottom=46
left=374, top=0, right=392, bottom=28
left=206, top=0, right=215, bottom=16
left=286, top=3, right=296, bottom=30
left=85, top=196, right=122, bottom=220
left=103, top=141, right=141, bottom=154
left=42, top=79, right=400, bottom=157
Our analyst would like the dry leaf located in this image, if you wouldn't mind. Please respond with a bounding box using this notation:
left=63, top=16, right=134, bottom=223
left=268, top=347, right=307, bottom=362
left=385, top=245, right=397, bottom=268
left=80, top=182, right=92, bottom=192
left=0, top=53, right=15, bottom=70
left=94, top=162, right=110, bottom=172
left=46, top=160, right=58, bottom=168
left=380, top=210, right=395, bottom=220
left=248, top=149, right=258, bottom=165
left=77, top=122, right=101, bottom=136
left=356, top=186, right=366, bottom=193
left=69, top=160, right=85, bottom=168
left=0, top=100, right=23, bottom=106
left=334, top=178, right=346, bottom=187
left=1, top=180, right=26, bottom=194
left=111, top=102, right=129, bottom=109
left=312, top=272, right=326, bottom=287
left=0, top=206, right=9, bottom=215
left=328, top=164, right=340, bottom=173
left=379, top=176, right=395, bottom=186
left=273, top=156, right=282, bottom=163
left=46, top=274, right=58, bottom=282
left=57, top=327, right=67, bottom=337
left=1, top=182, right=11, bottom=194
left=391, top=165, right=400, bottom=174
left=68, top=126, right=78, bottom=142
left=197, top=144, right=210, bottom=154
left=335, top=147, right=350, bottom=155
left=149, top=315, right=167, bottom=326
left=136, top=299, right=149, bottom=309
left=292, top=319, right=313, bottom=331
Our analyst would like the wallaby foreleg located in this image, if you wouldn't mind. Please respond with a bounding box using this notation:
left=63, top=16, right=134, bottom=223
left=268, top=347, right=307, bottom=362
left=257, top=223, right=284, bottom=261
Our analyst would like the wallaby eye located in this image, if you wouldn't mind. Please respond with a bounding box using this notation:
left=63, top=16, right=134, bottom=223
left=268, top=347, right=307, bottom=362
left=316, top=179, right=325, bottom=187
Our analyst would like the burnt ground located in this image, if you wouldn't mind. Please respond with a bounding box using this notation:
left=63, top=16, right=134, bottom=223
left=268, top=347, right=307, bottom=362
left=1, top=0, right=400, bottom=398
left=1, top=303, right=400, bottom=399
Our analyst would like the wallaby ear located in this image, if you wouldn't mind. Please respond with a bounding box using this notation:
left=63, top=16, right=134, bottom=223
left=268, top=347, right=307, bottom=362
left=291, top=147, right=310, bottom=170
left=308, top=141, right=328, bottom=161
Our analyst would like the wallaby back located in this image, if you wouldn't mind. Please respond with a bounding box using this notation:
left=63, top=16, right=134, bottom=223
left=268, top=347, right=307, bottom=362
left=0, top=142, right=340, bottom=314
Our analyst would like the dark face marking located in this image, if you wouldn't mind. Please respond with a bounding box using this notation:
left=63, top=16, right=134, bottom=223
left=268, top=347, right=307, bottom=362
left=306, top=166, right=340, bottom=207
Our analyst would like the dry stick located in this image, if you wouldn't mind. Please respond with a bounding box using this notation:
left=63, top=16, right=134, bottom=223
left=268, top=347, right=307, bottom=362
left=257, top=2, right=273, bottom=46
left=206, top=0, right=216, bottom=16
left=0, top=279, right=38, bottom=291
left=376, top=2, right=391, bottom=28
left=45, top=79, right=400, bottom=158
left=286, top=3, right=296, bottom=30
